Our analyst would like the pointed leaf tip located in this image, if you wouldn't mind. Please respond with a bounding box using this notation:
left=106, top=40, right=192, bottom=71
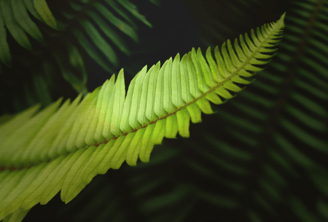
left=280, top=12, right=286, bottom=21
left=34, top=0, right=58, bottom=30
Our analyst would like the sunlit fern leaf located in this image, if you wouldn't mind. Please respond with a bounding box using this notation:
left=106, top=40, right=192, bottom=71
left=265, top=0, right=328, bottom=191
left=1, top=209, right=30, bottom=222
left=0, top=14, right=285, bottom=221
left=200, top=0, right=328, bottom=220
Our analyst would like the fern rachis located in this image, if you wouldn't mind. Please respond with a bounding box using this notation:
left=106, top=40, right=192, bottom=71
left=0, top=13, right=285, bottom=222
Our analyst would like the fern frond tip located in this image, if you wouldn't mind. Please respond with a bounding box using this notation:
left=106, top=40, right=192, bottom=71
left=280, top=12, right=287, bottom=22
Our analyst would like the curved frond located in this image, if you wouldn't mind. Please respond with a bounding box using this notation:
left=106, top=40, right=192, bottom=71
left=0, top=14, right=285, bottom=221
left=185, top=0, right=328, bottom=221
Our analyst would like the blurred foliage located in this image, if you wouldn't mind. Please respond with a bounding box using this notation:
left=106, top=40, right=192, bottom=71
left=0, top=0, right=152, bottom=115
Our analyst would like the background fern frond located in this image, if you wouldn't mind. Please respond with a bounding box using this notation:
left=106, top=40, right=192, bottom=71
left=179, top=0, right=328, bottom=221
left=0, top=0, right=153, bottom=116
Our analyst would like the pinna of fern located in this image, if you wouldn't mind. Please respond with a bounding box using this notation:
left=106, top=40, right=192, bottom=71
left=0, top=13, right=285, bottom=222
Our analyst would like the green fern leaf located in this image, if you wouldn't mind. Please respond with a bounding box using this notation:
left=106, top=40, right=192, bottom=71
left=12, top=0, right=45, bottom=43
left=0, top=13, right=285, bottom=221
left=0, top=0, right=32, bottom=51
left=0, top=8, right=12, bottom=67
left=33, top=0, right=58, bottom=30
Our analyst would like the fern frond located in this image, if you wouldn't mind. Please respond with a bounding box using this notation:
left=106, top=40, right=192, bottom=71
left=0, top=14, right=285, bottom=221
left=194, top=1, right=328, bottom=221
left=0, top=0, right=153, bottom=115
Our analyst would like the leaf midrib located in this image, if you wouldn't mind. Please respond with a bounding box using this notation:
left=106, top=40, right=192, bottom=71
left=4, top=21, right=280, bottom=171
